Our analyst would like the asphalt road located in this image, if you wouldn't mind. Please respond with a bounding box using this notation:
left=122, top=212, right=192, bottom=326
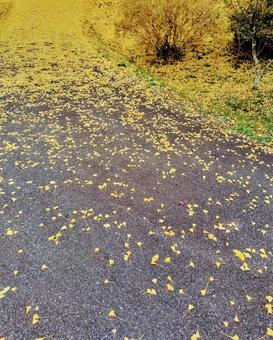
left=0, top=2, right=273, bottom=339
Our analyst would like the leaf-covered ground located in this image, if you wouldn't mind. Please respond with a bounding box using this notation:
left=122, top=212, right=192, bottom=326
left=0, top=1, right=273, bottom=339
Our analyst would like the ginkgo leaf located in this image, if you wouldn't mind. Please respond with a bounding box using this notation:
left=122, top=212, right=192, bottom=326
left=150, top=254, right=159, bottom=265
left=25, top=305, right=32, bottom=314
left=233, top=249, right=245, bottom=261
left=188, top=304, right=194, bottom=311
left=265, top=303, right=273, bottom=314
left=108, top=310, right=116, bottom=318
left=189, top=261, right=195, bottom=268
left=41, top=264, right=48, bottom=270
left=246, top=295, right=253, bottom=301
left=32, top=313, right=40, bottom=325
left=0, top=287, right=10, bottom=299
left=144, top=197, right=153, bottom=202
left=146, top=288, right=157, bottom=295
left=166, top=283, right=174, bottom=292
left=266, top=327, right=273, bottom=337
left=165, top=257, right=171, bottom=263
left=191, top=330, right=200, bottom=340
left=5, top=228, right=18, bottom=236
left=215, top=261, right=222, bottom=268
left=240, top=262, right=250, bottom=271
left=234, top=314, right=240, bottom=323
left=200, top=289, right=207, bottom=296
left=231, top=336, right=239, bottom=340
left=266, top=296, right=273, bottom=303
left=169, top=168, right=176, bottom=174
left=207, top=232, right=217, bottom=241
left=124, top=251, right=131, bottom=261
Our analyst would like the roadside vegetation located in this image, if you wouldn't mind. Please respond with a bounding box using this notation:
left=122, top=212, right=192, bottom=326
left=84, top=0, right=273, bottom=145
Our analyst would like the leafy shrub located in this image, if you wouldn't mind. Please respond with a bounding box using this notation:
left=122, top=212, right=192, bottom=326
left=117, top=0, right=222, bottom=63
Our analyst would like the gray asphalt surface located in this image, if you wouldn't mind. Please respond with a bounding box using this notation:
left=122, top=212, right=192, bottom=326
left=0, top=4, right=273, bottom=340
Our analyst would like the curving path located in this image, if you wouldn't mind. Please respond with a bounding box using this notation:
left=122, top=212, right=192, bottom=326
left=0, top=1, right=273, bottom=339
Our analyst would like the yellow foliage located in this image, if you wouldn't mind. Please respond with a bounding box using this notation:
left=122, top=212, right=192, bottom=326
left=83, top=1, right=272, bottom=144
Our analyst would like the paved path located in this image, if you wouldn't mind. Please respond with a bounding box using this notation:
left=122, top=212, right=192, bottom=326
left=0, top=1, right=273, bottom=339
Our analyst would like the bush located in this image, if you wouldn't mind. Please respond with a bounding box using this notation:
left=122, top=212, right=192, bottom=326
left=117, top=0, right=223, bottom=63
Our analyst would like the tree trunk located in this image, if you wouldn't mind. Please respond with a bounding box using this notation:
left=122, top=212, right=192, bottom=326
left=252, top=37, right=262, bottom=90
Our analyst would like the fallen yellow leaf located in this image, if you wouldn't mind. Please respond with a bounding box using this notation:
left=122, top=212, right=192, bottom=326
left=188, top=304, right=194, bottom=311
left=234, top=314, right=240, bottom=323
left=191, top=330, right=200, bottom=340
left=233, top=249, right=245, bottom=261
left=200, top=289, right=207, bottom=296
left=266, top=296, right=273, bottom=303
left=25, top=305, right=32, bottom=314
left=267, top=327, right=273, bottom=337
left=246, top=295, right=253, bottom=301
left=215, top=261, right=222, bottom=268
left=265, top=303, right=273, bottom=315
left=108, top=310, right=116, bottom=318
left=0, top=287, right=10, bottom=299
left=179, top=288, right=185, bottom=295
left=150, top=254, right=159, bottom=265
left=32, top=313, right=40, bottom=325
left=144, top=197, right=154, bottom=202
left=166, top=283, right=174, bottom=292
left=231, top=336, right=239, bottom=340
left=240, top=262, right=250, bottom=271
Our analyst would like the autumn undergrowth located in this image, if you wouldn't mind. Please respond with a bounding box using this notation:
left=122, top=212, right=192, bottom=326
left=143, top=54, right=273, bottom=145
left=116, top=54, right=273, bottom=146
